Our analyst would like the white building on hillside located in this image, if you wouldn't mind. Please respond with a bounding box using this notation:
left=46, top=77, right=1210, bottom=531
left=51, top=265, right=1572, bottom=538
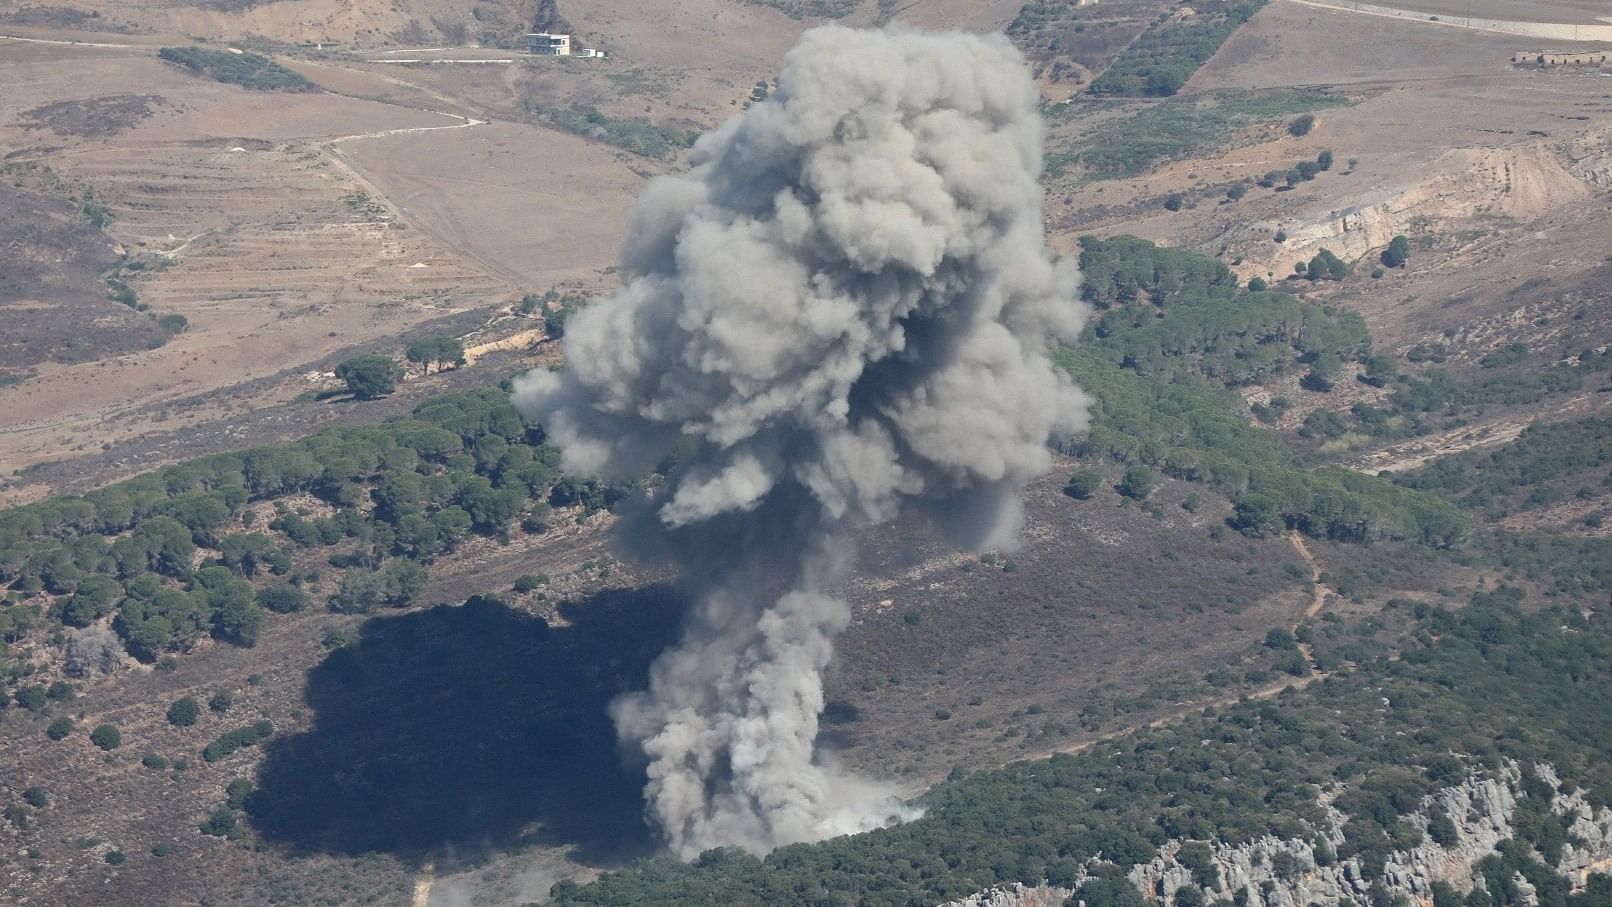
left=523, top=32, right=606, bottom=58
left=524, top=32, right=570, bottom=55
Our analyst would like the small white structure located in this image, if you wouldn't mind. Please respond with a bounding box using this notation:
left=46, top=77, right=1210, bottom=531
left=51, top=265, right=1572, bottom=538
left=524, top=32, right=570, bottom=55
left=574, top=47, right=607, bottom=58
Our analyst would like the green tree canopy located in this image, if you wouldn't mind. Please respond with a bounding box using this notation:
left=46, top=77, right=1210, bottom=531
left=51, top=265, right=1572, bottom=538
left=405, top=335, right=467, bottom=374
left=335, top=355, right=404, bottom=400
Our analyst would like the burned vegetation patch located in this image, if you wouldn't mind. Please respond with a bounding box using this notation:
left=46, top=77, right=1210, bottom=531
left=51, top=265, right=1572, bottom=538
left=21, top=94, right=166, bottom=139
left=0, top=185, right=167, bottom=369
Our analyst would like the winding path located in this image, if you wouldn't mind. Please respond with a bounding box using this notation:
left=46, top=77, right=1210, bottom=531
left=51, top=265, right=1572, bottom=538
left=1280, top=0, right=1612, bottom=42
left=1014, top=532, right=1335, bottom=769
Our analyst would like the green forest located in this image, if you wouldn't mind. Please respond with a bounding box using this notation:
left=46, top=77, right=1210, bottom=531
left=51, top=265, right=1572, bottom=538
left=1062, top=236, right=1464, bottom=547
left=0, top=388, right=631, bottom=678
left=1088, top=0, right=1267, bottom=97
left=551, top=590, right=1612, bottom=906
left=0, top=232, right=1607, bottom=907
left=0, top=235, right=1495, bottom=688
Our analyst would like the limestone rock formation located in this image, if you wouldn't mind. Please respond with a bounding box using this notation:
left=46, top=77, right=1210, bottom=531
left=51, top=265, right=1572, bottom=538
left=942, top=763, right=1612, bottom=907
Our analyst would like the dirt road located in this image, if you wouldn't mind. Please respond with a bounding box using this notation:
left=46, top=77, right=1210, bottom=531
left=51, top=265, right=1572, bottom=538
left=1281, top=0, right=1612, bottom=41
left=1005, top=533, right=1336, bottom=770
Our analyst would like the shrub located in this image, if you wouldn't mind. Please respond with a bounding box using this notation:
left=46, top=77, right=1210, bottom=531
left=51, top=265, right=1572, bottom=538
left=256, top=583, right=307, bottom=614
left=198, top=805, right=241, bottom=838
left=46, top=717, right=75, bottom=741
left=104, top=849, right=125, bottom=865
left=166, top=696, right=201, bottom=727
left=1288, top=114, right=1315, bottom=136
left=1164, top=193, right=1185, bottom=212
left=1117, top=465, right=1154, bottom=500
left=208, top=690, right=233, bottom=714
left=22, top=787, right=48, bottom=808
left=14, top=685, right=47, bottom=712
left=201, top=720, right=274, bottom=762
left=225, top=778, right=254, bottom=809
left=142, top=753, right=169, bottom=770
left=90, top=723, right=123, bottom=750
left=1065, top=469, right=1103, bottom=500
left=1381, top=235, right=1411, bottom=269
left=1086, top=0, right=1265, bottom=98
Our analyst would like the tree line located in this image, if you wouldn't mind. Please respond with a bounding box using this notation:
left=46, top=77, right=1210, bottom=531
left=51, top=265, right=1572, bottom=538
left=551, top=589, right=1612, bottom=906
left=0, top=388, right=632, bottom=677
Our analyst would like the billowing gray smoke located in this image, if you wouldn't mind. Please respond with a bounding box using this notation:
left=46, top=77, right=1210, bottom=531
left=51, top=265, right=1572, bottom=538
left=512, top=25, right=1088, bottom=857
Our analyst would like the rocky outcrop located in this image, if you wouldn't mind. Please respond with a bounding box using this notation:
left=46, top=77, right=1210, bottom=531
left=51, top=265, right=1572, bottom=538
left=942, top=883, right=1075, bottom=907
left=942, top=764, right=1612, bottom=907
left=1226, top=141, right=1598, bottom=281
left=64, top=623, right=125, bottom=677
left=1127, top=764, right=1610, bottom=907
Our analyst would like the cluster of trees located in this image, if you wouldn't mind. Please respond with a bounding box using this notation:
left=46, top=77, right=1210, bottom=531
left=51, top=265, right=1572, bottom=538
left=520, top=102, right=697, bottom=160
left=518, top=290, right=587, bottom=339
left=1089, top=0, right=1268, bottom=97
left=0, top=388, right=634, bottom=675
left=1079, top=235, right=1242, bottom=308
left=553, top=591, right=1612, bottom=906
left=1060, top=237, right=1462, bottom=546
left=1088, top=284, right=1368, bottom=384
left=1058, top=353, right=1464, bottom=546
left=1319, top=350, right=1610, bottom=444
left=1067, top=90, right=1342, bottom=182
left=404, top=335, right=466, bottom=374
left=1395, top=417, right=1610, bottom=517
left=1295, top=248, right=1348, bottom=282
left=1474, top=533, right=1612, bottom=601
left=157, top=47, right=314, bottom=92
left=1258, top=149, right=1335, bottom=191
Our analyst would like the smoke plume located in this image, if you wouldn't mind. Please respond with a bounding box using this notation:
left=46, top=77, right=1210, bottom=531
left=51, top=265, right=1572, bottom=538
left=512, top=25, right=1088, bottom=858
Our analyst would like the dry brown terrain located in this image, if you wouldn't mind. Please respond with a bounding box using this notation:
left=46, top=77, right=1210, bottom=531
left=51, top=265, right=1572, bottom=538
left=0, top=0, right=1608, bottom=903
left=1040, top=0, right=1612, bottom=471
left=0, top=32, right=651, bottom=496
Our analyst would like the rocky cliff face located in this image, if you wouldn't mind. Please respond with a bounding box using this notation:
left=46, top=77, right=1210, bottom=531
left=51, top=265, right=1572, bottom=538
left=1223, top=134, right=1607, bottom=281
left=944, top=882, right=1075, bottom=907
left=943, top=764, right=1612, bottom=907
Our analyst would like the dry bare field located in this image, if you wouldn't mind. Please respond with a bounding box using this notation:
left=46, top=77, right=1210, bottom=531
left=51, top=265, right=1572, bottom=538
left=1034, top=0, right=1612, bottom=474
left=0, top=0, right=1608, bottom=904
left=0, top=33, right=645, bottom=495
